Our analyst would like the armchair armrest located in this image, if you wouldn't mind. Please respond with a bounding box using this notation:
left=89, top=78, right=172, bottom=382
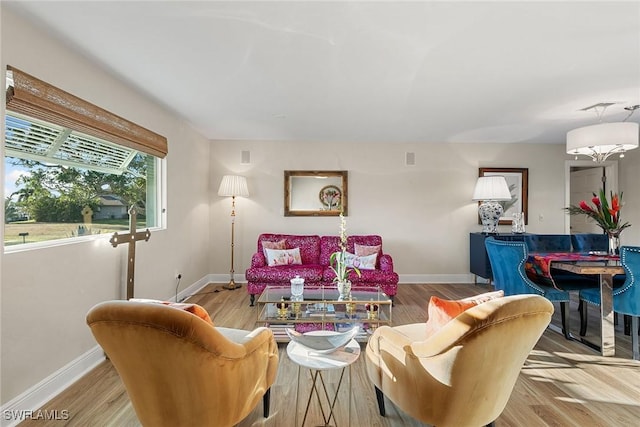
left=251, top=252, right=267, bottom=268
left=379, top=254, right=394, bottom=272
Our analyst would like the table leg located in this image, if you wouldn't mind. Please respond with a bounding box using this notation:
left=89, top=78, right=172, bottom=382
left=599, top=273, right=615, bottom=357
left=297, top=367, right=350, bottom=427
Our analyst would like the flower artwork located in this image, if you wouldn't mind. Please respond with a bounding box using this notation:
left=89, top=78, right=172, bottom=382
left=565, top=189, right=630, bottom=234
left=319, top=185, right=341, bottom=210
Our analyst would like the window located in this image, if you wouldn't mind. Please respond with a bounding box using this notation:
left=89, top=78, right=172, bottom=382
left=4, top=66, right=167, bottom=248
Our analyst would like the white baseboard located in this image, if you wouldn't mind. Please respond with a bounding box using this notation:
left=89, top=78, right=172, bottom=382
left=0, top=276, right=213, bottom=427
left=0, top=346, right=104, bottom=427
left=173, top=274, right=215, bottom=302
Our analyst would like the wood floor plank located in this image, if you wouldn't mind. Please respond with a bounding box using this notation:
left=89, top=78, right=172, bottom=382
left=18, top=283, right=640, bottom=427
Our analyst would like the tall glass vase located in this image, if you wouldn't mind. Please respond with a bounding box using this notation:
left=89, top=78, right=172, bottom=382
left=607, top=230, right=621, bottom=256
left=337, top=280, right=351, bottom=300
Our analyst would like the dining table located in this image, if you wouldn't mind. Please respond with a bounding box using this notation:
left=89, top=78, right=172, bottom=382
left=526, top=252, right=624, bottom=357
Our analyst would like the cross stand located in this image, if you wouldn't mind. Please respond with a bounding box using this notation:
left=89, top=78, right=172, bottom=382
left=110, top=207, right=151, bottom=300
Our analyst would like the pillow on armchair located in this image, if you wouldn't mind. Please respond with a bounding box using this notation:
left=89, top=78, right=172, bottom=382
left=425, top=290, right=504, bottom=335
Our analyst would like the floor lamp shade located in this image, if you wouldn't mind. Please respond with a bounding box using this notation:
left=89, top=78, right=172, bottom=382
left=218, top=175, right=249, bottom=290
left=218, top=175, right=249, bottom=198
left=472, top=176, right=511, bottom=234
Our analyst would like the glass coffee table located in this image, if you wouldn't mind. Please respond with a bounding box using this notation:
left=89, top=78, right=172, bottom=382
left=256, top=285, right=392, bottom=342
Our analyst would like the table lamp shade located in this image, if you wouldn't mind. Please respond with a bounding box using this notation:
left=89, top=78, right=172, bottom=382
left=472, top=176, right=511, bottom=201
left=218, top=175, right=249, bottom=198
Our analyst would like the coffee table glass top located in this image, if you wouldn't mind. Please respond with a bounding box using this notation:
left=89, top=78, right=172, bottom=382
left=257, top=285, right=391, bottom=304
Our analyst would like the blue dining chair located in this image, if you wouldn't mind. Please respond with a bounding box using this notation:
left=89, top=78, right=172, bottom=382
left=485, top=237, right=572, bottom=338
left=570, top=233, right=608, bottom=253
left=578, top=246, right=640, bottom=360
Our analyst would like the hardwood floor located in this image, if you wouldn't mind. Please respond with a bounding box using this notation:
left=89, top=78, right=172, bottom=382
left=19, top=283, right=640, bottom=427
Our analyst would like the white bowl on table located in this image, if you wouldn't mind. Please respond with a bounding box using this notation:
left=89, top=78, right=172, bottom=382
left=286, top=326, right=360, bottom=354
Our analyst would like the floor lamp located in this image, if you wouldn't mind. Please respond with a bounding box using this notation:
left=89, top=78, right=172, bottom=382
left=218, top=175, right=249, bottom=290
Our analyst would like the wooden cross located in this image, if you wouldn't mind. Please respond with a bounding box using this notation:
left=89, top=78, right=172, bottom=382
left=109, top=207, right=151, bottom=300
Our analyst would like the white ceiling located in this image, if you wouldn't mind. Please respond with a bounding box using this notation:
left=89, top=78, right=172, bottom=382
left=6, top=1, right=640, bottom=145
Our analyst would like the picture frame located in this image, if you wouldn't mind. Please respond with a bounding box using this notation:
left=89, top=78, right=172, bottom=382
left=478, top=167, right=528, bottom=225
left=284, top=170, right=348, bottom=216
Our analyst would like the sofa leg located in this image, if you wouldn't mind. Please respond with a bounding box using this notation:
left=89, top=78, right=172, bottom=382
left=250, top=294, right=255, bottom=307
left=263, top=388, right=271, bottom=418
left=560, top=302, right=571, bottom=339
left=374, top=386, right=386, bottom=416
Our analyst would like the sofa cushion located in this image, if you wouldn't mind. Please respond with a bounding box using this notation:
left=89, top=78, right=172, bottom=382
left=258, top=234, right=321, bottom=264
left=354, top=243, right=381, bottom=257
left=262, top=239, right=286, bottom=257
left=265, top=248, right=302, bottom=266
left=344, top=252, right=377, bottom=270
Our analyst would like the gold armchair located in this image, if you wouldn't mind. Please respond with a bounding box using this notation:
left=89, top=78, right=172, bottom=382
left=87, top=300, right=279, bottom=427
left=366, top=294, right=553, bottom=427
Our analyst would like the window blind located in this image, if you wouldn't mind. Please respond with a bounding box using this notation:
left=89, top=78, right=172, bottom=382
left=5, top=65, right=167, bottom=158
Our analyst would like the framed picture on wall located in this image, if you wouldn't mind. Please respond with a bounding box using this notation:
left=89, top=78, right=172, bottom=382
left=479, top=168, right=529, bottom=225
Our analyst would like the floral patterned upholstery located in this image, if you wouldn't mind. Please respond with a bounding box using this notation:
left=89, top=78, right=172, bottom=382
left=246, top=233, right=399, bottom=305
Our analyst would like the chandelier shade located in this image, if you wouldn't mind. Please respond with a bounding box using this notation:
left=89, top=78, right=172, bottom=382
left=566, top=122, right=639, bottom=163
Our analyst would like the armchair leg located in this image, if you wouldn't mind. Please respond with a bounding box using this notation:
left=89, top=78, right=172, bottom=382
left=263, top=388, right=271, bottom=418
left=250, top=294, right=255, bottom=307
left=560, top=302, right=571, bottom=339
left=374, top=386, right=386, bottom=416
left=579, top=300, right=588, bottom=336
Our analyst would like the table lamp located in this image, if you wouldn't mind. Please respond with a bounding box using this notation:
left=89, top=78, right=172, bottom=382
left=472, top=176, right=511, bottom=234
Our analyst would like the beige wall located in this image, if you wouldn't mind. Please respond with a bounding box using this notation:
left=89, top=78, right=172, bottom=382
left=1, top=8, right=212, bottom=403
left=210, top=140, right=599, bottom=280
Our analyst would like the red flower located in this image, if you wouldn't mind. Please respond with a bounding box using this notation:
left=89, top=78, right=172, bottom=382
left=579, top=200, right=593, bottom=212
left=592, top=197, right=601, bottom=207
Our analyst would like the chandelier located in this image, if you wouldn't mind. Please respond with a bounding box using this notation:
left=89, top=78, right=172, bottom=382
left=566, top=104, right=639, bottom=163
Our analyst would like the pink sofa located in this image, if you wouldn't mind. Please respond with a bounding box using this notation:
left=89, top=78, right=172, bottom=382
left=245, top=233, right=399, bottom=306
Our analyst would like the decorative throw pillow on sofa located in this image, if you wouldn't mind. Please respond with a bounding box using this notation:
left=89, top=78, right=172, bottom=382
left=344, top=252, right=377, bottom=270
left=354, top=243, right=381, bottom=257
left=425, top=290, right=504, bottom=336
left=262, top=239, right=286, bottom=257
left=265, top=247, right=302, bottom=266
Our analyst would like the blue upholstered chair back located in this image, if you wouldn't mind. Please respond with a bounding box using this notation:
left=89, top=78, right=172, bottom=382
left=571, top=233, right=608, bottom=253
left=614, top=246, right=640, bottom=316
left=485, top=238, right=547, bottom=297
left=524, top=234, right=571, bottom=252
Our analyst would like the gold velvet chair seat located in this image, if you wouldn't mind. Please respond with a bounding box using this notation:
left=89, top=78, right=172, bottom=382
left=365, top=294, right=553, bottom=427
left=87, top=300, right=279, bottom=427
